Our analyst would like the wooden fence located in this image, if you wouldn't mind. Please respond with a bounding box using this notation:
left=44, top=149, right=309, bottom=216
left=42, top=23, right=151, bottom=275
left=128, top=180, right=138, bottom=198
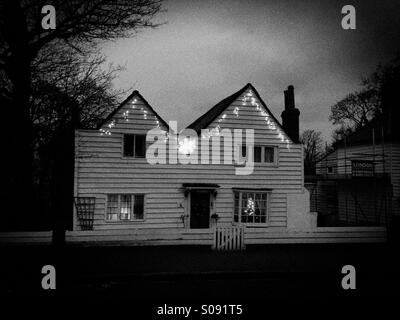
left=212, top=226, right=245, bottom=251
left=0, top=226, right=387, bottom=246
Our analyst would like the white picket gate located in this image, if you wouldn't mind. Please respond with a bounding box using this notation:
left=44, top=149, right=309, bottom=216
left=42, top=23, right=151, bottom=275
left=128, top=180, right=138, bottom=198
left=212, top=225, right=245, bottom=250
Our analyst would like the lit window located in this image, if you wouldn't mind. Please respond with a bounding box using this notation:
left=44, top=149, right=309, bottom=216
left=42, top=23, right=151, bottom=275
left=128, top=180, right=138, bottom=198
left=233, top=190, right=269, bottom=224
left=123, top=134, right=146, bottom=158
left=106, top=194, right=119, bottom=221
left=120, top=194, right=132, bottom=220
left=106, top=194, right=145, bottom=221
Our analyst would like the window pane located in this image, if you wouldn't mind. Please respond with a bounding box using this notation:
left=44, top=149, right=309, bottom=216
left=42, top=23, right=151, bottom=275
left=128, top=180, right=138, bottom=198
left=234, top=192, right=239, bottom=222
left=107, top=194, right=119, bottom=221
left=134, top=194, right=144, bottom=219
left=264, top=147, right=274, bottom=163
left=254, top=146, right=262, bottom=162
left=262, top=193, right=267, bottom=200
left=236, top=191, right=269, bottom=224
left=120, top=195, right=132, bottom=220
left=123, top=134, right=135, bottom=157
left=135, top=135, right=146, bottom=158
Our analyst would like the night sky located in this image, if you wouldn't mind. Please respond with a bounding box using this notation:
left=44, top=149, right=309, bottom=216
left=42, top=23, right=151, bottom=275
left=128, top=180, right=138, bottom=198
left=100, top=0, right=400, bottom=142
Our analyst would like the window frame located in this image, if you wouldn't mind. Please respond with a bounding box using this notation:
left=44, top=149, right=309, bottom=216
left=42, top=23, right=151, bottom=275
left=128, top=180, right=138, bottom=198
left=241, top=145, right=278, bottom=165
left=263, top=146, right=277, bottom=164
left=105, top=194, right=146, bottom=222
left=122, top=134, right=146, bottom=159
left=232, top=189, right=271, bottom=226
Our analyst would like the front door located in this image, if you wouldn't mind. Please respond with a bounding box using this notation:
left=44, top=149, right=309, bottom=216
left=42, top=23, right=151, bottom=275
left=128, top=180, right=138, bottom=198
left=190, top=191, right=210, bottom=229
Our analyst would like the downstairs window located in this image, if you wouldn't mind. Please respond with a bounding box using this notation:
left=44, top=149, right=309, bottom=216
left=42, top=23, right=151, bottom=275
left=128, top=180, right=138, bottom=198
left=233, top=190, right=269, bottom=224
left=106, top=194, right=145, bottom=221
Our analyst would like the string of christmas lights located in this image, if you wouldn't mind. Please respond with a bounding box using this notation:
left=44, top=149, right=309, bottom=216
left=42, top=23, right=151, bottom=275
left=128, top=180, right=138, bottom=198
left=99, top=97, right=160, bottom=136
left=99, top=90, right=291, bottom=149
left=204, top=89, right=290, bottom=146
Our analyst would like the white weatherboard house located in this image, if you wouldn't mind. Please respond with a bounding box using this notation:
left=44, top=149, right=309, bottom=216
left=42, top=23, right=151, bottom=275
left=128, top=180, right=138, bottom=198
left=68, top=83, right=385, bottom=247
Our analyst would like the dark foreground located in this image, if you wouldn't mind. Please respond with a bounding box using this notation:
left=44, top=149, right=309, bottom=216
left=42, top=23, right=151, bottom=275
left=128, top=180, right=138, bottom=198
left=0, top=243, right=399, bottom=315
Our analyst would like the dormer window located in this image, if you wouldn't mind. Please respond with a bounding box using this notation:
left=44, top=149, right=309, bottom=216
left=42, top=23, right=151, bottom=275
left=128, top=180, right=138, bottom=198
left=123, top=134, right=146, bottom=158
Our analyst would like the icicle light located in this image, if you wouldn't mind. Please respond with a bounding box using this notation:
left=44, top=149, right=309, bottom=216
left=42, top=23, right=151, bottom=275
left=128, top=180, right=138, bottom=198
left=239, top=89, right=290, bottom=145
left=99, top=97, right=161, bottom=136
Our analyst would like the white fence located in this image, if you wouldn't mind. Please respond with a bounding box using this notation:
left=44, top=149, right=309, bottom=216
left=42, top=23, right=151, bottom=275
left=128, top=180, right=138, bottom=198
left=212, top=226, right=246, bottom=251
left=0, top=226, right=387, bottom=246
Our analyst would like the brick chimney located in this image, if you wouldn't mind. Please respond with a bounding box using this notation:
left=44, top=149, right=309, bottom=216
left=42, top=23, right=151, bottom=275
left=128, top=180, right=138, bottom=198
left=281, top=85, right=300, bottom=143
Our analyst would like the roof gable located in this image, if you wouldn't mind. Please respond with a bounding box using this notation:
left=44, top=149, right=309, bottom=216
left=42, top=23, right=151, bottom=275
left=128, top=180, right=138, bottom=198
left=97, top=90, right=169, bottom=133
left=186, top=83, right=293, bottom=143
left=317, top=117, right=399, bottom=163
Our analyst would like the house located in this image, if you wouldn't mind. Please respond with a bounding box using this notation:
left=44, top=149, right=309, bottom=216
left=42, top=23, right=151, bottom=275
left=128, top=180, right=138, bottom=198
left=313, top=80, right=400, bottom=227
left=67, top=83, right=385, bottom=247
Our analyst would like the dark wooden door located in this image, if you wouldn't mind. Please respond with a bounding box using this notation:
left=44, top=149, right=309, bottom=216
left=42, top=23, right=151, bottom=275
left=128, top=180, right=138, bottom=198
left=190, top=191, right=210, bottom=229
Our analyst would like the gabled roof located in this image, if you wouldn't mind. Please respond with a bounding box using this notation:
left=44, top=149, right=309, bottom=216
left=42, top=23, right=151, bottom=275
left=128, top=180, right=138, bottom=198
left=186, top=83, right=293, bottom=142
left=316, top=116, right=397, bottom=163
left=97, top=90, right=170, bottom=130
left=335, top=118, right=386, bottom=147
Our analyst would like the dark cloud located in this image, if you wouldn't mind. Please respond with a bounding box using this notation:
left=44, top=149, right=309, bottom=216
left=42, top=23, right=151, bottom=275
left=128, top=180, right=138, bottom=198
left=101, top=0, right=400, bottom=142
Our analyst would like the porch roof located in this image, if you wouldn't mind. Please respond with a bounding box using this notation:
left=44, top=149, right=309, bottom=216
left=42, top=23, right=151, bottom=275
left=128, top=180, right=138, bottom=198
left=182, top=183, right=220, bottom=190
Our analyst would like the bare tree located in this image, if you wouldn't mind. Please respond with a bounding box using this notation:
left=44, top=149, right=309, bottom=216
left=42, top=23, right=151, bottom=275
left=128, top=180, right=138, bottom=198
left=31, top=43, right=128, bottom=146
left=328, top=54, right=400, bottom=145
left=329, top=88, right=380, bottom=130
left=300, top=129, right=324, bottom=175
left=0, top=0, right=163, bottom=230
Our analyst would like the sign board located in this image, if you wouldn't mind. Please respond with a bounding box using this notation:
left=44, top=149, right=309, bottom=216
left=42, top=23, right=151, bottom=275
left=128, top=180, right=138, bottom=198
left=351, top=160, right=374, bottom=177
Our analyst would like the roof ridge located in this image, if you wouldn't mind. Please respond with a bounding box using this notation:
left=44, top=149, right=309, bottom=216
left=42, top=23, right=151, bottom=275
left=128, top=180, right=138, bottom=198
left=186, top=83, right=252, bottom=132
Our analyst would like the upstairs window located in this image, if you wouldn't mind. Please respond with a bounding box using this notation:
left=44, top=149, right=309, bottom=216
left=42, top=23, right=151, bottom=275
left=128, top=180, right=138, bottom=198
left=106, top=194, right=145, bottom=221
left=264, top=147, right=275, bottom=163
left=241, top=145, right=277, bottom=164
left=123, top=134, right=146, bottom=158
left=254, top=146, right=262, bottom=162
